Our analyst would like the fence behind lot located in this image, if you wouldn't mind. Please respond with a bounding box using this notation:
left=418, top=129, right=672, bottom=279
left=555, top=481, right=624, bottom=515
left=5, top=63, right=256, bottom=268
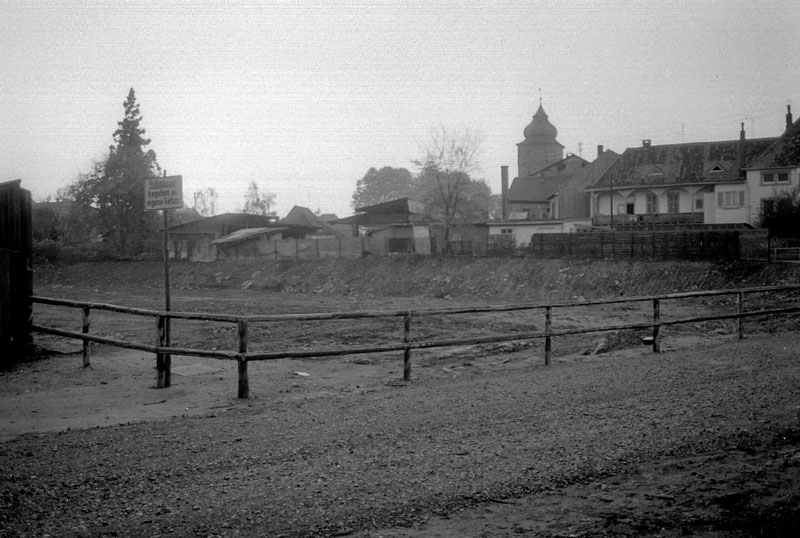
left=526, top=229, right=769, bottom=261
left=30, top=284, right=800, bottom=399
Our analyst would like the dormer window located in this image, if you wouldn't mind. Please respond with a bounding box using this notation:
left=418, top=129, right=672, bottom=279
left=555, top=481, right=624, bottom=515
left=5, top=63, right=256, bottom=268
left=710, top=164, right=725, bottom=173
left=762, top=171, right=790, bottom=184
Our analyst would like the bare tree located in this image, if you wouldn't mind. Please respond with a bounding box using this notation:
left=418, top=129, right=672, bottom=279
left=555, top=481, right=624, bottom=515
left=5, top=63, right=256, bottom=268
left=193, top=187, right=217, bottom=217
left=242, top=180, right=276, bottom=216
left=413, top=126, right=486, bottom=251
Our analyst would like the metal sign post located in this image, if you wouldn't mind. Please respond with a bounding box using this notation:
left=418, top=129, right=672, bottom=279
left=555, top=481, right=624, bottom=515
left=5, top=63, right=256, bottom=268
left=145, top=174, right=183, bottom=388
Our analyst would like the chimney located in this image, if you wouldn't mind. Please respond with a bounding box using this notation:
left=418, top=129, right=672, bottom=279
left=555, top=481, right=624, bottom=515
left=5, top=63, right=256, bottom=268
left=642, top=139, right=651, bottom=149
left=787, top=104, right=793, bottom=131
left=597, top=145, right=604, bottom=158
left=738, top=122, right=746, bottom=179
left=500, top=166, right=509, bottom=220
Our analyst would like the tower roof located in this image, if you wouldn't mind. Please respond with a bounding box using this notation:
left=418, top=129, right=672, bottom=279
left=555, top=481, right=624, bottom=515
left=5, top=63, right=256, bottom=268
left=523, top=103, right=558, bottom=140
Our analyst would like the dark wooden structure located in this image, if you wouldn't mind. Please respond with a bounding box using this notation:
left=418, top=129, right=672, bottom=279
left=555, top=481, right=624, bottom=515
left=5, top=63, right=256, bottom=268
left=0, top=179, right=33, bottom=366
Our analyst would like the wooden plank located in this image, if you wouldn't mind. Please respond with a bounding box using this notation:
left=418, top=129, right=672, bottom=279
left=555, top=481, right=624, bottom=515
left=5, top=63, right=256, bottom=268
left=544, top=306, right=552, bottom=365
left=156, top=315, right=167, bottom=388
left=82, top=306, right=91, bottom=367
left=0, top=249, right=10, bottom=364
left=403, top=312, right=412, bottom=381
left=238, top=319, right=249, bottom=399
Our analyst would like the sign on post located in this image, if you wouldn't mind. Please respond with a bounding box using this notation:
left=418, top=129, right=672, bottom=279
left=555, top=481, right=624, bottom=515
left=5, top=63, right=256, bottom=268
left=145, top=174, right=183, bottom=389
left=145, top=175, right=183, bottom=210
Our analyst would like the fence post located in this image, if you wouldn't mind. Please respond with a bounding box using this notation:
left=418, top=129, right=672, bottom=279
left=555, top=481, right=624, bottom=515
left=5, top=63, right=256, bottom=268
left=82, top=306, right=91, bottom=368
left=737, top=292, right=744, bottom=340
left=652, top=298, right=661, bottom=352
left=612, top=231, right=616, bottom=259
left=338, top=236, right=342, bottom=259
left=274, top=239, right=278, bottom=260
left=600, top=232, right=604, bottom=258
left=295, top=238, right=300, bottom=259
left=544, top=306, right=552, bottom=365
left=238, top=318, right=249, bottom=399
left=156, top=314, right=167, bottom=388
left=403, top=312, right=412, bottom=381
left=316, top=238, right=320, bottom=259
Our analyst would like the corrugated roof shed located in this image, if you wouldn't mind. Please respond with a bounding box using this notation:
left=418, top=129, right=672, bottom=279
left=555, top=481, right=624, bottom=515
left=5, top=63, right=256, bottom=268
left=212, top=227, right=287, bottom=245
left=168, top=213, right=277, bottom=234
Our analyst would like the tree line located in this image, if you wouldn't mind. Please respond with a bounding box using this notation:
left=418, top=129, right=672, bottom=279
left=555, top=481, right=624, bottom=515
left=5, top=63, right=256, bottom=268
left=31, top=89, right=800, bottom=261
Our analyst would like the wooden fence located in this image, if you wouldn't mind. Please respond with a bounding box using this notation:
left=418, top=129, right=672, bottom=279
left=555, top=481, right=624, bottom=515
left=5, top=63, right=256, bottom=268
left=30, top=284, right=800, bottom=399
left=527, top=230, right=766, bottom=261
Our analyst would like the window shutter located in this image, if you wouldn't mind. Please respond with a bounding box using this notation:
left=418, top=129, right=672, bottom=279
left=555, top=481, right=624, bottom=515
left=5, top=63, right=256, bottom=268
left=739, top=191, right=745, bottom=207
left=717, top=192, right=723, bottom=207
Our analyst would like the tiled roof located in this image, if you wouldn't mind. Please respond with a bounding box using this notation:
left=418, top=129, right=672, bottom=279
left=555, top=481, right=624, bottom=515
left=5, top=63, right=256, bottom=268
left=749, top=118, right=800, bottom=169
left=589, top=137, right=776, bottom=190
left=508, top=155, right=589, bottom=203
left=552, top=149, right=620, bottom=197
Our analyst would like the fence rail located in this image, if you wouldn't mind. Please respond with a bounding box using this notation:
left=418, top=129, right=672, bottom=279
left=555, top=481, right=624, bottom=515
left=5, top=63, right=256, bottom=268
left=31, top=284, right=800, bottom=399
left=772, top=247, right=800, bottom=262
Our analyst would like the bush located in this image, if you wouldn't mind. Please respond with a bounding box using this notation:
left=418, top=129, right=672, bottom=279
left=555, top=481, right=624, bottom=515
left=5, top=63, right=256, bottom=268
left=32, top=239, right=61, bottom=264
left=759, top=186, right=800, bottom=239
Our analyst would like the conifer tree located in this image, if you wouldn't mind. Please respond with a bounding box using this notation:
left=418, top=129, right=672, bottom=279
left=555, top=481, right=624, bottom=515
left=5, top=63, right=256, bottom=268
left=68, top=88, right=161, bottom=256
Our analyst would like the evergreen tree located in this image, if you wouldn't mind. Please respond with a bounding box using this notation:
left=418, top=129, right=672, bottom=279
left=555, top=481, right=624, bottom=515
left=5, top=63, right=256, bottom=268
left=68, top=88, right=161, bottom=256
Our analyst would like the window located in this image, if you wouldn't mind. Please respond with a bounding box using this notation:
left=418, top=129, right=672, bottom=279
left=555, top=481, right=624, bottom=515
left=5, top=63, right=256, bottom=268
left=500, top=228, right=513, bottom=234
left=762, top=171, right=790, bottom=184
left=667, top=192, right=680, bottom=213
left=762, top=200, right=775, bottom=216
left=646, top=192, right=658, bottom=214
left=717, top=191, right=745, bottom=208
left=695, top=197, right=704, bottom=210
left=626, top=196, right=635, bottom=215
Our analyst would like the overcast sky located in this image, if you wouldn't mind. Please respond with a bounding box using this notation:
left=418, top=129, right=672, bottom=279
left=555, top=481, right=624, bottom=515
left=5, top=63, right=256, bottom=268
left=3, top=0, right=800, bottom=217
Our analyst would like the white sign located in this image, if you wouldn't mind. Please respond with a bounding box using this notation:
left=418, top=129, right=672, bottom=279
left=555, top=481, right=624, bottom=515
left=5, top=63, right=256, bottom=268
left=145, top=175, right=183, bottom=210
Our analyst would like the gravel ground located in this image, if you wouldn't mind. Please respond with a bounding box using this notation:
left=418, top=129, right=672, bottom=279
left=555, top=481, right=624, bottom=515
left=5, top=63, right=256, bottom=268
left=2, top=334, right=799, bottom=537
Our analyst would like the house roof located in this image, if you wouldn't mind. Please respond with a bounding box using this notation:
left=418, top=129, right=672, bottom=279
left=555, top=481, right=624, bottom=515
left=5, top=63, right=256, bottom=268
left=508, top=155, right=589, bottom=203
left=280, top=206, right=326, bottom=230
left=588, top=137, right=776, bottom=190
left=212, top=227, right=287, bottom=245
left=550, top=149, right=620, bottom=199
left=280, top=205, right=349, bottom=237
left=333, top=197, right=432, bottom=226
left=748, top=117, right=800, bottom=169
left=354, top=197, right=427, bottom=214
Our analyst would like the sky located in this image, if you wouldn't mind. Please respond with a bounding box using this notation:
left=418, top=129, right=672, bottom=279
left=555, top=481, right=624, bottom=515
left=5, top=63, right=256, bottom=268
left=2, top=0, right=800, bottom=218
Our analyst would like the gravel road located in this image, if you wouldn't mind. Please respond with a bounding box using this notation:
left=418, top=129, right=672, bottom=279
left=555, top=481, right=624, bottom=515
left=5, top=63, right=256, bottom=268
left=2, top=334, right=799, bottom=537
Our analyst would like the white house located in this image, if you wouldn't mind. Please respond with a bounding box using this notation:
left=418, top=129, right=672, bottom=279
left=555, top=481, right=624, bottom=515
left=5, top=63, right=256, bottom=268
left=742, top=111, right=800, bottom=224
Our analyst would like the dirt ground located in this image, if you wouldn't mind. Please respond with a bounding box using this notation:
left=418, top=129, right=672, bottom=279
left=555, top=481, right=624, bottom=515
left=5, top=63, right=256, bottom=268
left=2, top=260, right=799, bottom=537
left=3, top=335, right=800, bottom=537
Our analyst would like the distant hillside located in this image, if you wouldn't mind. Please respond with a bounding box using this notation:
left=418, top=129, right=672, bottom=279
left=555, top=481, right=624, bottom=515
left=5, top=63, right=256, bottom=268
left=34, top=257, right=800, bottom=303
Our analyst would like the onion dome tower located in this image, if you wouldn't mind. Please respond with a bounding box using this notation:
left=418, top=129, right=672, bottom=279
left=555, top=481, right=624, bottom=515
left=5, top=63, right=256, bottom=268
left=517, top=101, right=564, bottom=177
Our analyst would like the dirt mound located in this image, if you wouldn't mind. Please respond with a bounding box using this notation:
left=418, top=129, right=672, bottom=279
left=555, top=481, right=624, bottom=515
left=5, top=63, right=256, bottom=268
left=34, top=258, right=800, bottom=303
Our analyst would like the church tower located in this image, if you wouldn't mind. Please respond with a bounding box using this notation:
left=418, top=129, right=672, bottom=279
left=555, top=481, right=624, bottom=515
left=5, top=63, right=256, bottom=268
left=517, top=102, right=564, bottom=178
